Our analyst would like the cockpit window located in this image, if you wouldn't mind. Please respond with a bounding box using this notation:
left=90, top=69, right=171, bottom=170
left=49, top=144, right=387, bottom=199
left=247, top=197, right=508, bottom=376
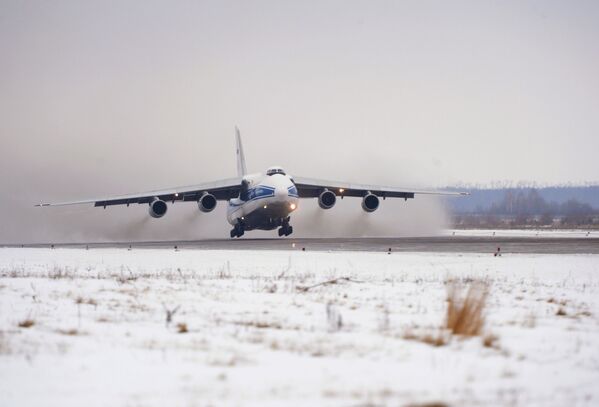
left=266, top=167, right=286, bottom=176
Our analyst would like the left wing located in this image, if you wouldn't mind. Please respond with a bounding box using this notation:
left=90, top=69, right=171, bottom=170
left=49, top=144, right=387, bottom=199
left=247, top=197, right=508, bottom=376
left=35, top=177, right=242, bottom=208
left=292, top=176, right=468, bottom=199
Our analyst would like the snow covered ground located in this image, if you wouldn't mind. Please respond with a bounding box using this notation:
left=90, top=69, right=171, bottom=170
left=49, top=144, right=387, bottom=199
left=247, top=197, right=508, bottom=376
left=1, top=248, right=598, bottom=407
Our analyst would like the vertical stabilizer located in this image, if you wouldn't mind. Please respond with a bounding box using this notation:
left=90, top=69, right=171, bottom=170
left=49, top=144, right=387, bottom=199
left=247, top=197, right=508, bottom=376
left=235, top=126, right=247, bottom=177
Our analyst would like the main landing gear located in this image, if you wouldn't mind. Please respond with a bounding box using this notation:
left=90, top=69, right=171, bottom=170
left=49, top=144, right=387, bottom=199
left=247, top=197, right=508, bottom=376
left=230, top=219, right=293, bottom=238
left=278, top=219, right=293, bottom=237
left=230, top=222, right=244, bottom=238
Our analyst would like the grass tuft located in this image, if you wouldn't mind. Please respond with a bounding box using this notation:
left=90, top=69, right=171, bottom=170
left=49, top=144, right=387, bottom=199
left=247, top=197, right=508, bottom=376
left=445, top=279, right=488, bottom=336
left=420, top=333, right=448, bottom=347
left=0, top=333, right=10, bottom=354
left=234, top=320, right=282, bottom=330
left=482, top=333, right=500, bottom=348
left=75, top=297, right=97, bottom=306
left=58, top=328, right=80, bottom=336
left=18, top=319, right=35, bottom=328
left=326, top=302, right=343, bottom=332
left=402, top=329, right=448, bottom=347
left=49, top=266, right=73, bottom=279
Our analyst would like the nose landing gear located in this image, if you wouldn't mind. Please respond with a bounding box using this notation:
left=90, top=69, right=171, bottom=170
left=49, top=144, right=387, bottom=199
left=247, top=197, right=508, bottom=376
left=278, top=218, right=293, bottom=237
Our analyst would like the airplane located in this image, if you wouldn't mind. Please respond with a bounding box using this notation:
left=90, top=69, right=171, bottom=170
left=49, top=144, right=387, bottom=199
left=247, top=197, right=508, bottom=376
left=37, top=128, right=468, bottom=238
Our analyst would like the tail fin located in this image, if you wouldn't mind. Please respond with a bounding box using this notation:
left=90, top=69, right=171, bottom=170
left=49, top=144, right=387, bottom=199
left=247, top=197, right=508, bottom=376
left=235, top=126, right=247, bottom=177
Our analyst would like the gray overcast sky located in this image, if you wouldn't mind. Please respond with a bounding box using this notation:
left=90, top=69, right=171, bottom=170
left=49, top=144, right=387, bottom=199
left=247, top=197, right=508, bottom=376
left=1, top=0, right=598, bottom=242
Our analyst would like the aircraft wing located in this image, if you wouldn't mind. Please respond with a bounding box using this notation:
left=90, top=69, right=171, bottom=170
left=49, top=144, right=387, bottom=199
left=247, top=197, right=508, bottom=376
left=292, top=176, right=468, bottom=199
left=35, top=177, right=242, bottom=208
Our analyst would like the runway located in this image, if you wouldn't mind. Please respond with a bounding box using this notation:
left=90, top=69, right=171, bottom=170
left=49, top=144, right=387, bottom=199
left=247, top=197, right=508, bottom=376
left=9, top=236, right=599, bottom=254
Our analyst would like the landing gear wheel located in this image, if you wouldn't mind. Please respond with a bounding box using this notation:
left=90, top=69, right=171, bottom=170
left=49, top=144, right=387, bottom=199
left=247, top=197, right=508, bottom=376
left=230, top=222, right=245, bottom=238
left=278, top=225, right=293, bottom=237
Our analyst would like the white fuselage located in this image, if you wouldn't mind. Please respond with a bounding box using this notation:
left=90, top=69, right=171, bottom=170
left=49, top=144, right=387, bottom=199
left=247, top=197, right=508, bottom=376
left=226, top=172, right=299, bottom=231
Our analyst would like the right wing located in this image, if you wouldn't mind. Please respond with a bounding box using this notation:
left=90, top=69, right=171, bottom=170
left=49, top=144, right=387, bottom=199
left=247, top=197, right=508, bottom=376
left=35, top=177, right=242, bottom=208
left=292, top=176, right=468, bottom=199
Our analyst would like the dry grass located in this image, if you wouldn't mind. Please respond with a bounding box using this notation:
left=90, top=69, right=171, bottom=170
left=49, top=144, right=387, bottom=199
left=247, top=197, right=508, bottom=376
left=0, top=333, right=10, bottom=354
left=326, top=302, right=343, bottom=332
left=75, top=297, right=97, bottom=306
left=556, top=307, right=567, bottom=316
left=18, top=319, right=35, bottom=328
left=296, top=276, right=361, bottom=292
left=48, top=266, right=75, bottom=279
left=445, top=279, right=488, bottom=336
left=420, top=333, right=447, bottom=347
left=115, top=274, right=137, bottom=284
left=58, top=328, right=80, bottom=336
left=402, top=329, right=448, bottom=347
left=234, top=320, right=282, bottom=330
left=522, top=312, right=536, bottom=328
left=482, top=333, right=500, bottom=348
left=177, top=323, right=188, bottom=333
left=401, top=279, right=491, bottom=347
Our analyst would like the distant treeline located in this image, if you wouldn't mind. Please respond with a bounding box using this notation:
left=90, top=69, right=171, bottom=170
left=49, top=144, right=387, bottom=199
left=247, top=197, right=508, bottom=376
left=446, top=186, right=599, bottom=228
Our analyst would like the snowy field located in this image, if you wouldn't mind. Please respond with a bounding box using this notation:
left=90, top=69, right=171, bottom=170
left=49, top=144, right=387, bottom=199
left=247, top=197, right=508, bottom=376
left=1, top=248, right=598, bottom=407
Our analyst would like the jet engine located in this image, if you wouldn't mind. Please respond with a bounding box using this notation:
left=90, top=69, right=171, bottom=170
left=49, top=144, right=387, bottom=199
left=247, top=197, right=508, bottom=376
left=361, top=193, right=380, bottom=212
left=318, top=189, right=336, bottom=209
left=198, top=192, right=217, bottom=213
left=148, top=198, right=168, bottom=218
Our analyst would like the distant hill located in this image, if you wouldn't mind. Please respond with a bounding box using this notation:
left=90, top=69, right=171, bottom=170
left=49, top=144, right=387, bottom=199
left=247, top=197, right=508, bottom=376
left=447, top=186, right=599, bottom=214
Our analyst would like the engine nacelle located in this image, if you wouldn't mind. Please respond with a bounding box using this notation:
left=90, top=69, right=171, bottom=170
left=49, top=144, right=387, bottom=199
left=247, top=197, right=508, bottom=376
left=148, top=198, right=167, bottom=218
left=361, top=193, right=380, bottom=212
left=318, top=189, right=337, bottom=209
left=198, top=192, right=217, bottom=213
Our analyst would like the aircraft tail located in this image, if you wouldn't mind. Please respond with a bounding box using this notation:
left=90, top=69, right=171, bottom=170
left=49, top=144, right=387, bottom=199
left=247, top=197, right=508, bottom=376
left=235, top=126, right=247, bottom=177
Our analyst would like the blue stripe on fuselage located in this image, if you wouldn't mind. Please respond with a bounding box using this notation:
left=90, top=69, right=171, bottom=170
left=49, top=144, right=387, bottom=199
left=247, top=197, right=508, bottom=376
left=229, top=184, right=298, bottom=207
left=249, top=186, right=275, bottom=199
left=229, top=185, right=275, bottom=206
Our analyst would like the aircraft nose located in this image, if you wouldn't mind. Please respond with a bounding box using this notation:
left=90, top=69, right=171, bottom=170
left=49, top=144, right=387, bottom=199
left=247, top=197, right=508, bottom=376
left=275, top=186, right=287, bottom=201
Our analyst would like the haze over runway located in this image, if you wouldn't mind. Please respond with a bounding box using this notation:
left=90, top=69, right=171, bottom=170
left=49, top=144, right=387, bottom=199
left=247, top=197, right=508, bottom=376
left=1, top=1, right=598, bottom=242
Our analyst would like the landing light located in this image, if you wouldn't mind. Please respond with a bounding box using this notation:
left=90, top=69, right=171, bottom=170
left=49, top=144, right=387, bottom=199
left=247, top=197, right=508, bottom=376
left=175, top=193, right=179, bottom=197
left=263, top=205, right=268, bottom=209
left=339, top=188, right=344, bottom=193
left=290, top=203, right=296, bottom=210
